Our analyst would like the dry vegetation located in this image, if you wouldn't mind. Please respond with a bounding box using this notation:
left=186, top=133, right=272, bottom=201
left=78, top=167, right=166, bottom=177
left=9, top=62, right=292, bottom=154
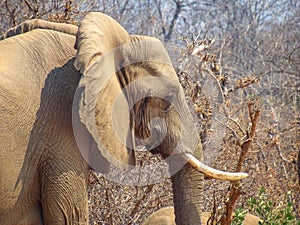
left=1, top=0, right=299, bottom=224
left=87, top=36, right=299, bottom=224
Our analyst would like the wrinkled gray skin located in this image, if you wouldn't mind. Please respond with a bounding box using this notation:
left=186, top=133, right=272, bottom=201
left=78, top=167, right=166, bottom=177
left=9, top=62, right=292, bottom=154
left=0, top=13, right=203, bottom=224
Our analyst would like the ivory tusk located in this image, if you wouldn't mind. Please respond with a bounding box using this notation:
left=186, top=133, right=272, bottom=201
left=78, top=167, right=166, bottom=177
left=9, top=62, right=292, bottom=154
left=181, top=153, right=248, bottom=181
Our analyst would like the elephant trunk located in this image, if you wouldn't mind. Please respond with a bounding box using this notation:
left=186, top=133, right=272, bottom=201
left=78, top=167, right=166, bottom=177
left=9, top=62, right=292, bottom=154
left=169, top=144, right=204, bottom=225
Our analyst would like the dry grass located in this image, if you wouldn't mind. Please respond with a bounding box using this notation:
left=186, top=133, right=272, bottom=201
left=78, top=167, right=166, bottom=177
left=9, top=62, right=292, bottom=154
left=88, top=152, right=173, bottom=225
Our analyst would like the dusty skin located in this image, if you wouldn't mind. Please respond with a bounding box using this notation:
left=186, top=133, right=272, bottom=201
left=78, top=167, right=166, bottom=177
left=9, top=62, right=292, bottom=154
left=0, top=12, right=247, bottom=225
left=142, top=207, right=260, bottom=225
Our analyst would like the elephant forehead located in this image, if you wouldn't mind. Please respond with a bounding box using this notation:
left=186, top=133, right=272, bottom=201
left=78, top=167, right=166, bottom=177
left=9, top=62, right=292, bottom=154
left=127, top=75, right=181, bottom=97
left=120, top=38, right=173, bottom=67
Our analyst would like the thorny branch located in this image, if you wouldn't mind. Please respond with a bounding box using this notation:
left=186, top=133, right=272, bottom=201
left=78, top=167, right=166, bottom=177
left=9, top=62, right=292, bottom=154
left=220, top=101, right=260, bottom=225
left=129, top=184, right=154, bottom=223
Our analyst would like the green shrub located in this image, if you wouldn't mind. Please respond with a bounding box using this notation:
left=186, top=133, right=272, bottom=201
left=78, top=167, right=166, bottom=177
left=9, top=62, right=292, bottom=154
left=233, top=187, right=299, bottom=225
left=231, top=207, right=248, bottom=225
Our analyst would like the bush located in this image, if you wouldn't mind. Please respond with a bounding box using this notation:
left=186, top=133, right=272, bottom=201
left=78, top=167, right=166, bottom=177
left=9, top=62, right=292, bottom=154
left=233, top=188, right=299, bottom=225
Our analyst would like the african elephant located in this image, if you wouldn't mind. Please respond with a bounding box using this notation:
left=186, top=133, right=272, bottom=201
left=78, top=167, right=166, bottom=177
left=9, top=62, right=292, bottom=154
left=0, top=12, right=247, bottom=225
left=142, top=207, right=260, bottom=225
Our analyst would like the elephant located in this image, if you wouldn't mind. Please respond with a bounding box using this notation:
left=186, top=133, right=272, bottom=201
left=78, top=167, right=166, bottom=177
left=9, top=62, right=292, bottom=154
left=142, top=207, right=260, bottom=225
left=0, top=12, right=248, bottom=225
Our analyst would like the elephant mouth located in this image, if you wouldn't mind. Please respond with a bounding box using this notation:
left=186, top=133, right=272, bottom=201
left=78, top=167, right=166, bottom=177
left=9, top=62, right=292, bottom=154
left=180, top=153, right=248, bottom=181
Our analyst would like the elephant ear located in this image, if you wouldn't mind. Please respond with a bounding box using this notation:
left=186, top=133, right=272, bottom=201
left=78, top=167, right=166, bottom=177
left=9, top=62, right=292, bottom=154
left=73, top=12, right=135, bottom=173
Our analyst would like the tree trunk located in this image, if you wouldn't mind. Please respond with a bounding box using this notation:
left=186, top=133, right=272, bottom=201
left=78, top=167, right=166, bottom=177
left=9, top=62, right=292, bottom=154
left=169, top=144, right=204, bottom=225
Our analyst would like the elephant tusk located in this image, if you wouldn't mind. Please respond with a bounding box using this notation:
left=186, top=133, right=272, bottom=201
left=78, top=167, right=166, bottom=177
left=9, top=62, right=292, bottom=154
left=181, top=153, right=248, bottom=181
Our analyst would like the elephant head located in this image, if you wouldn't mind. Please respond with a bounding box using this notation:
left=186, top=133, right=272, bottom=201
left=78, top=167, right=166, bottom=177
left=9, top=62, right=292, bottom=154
left=142, top=207, right=260, bottom=225
left=72, top=12, right=247, bottom=224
